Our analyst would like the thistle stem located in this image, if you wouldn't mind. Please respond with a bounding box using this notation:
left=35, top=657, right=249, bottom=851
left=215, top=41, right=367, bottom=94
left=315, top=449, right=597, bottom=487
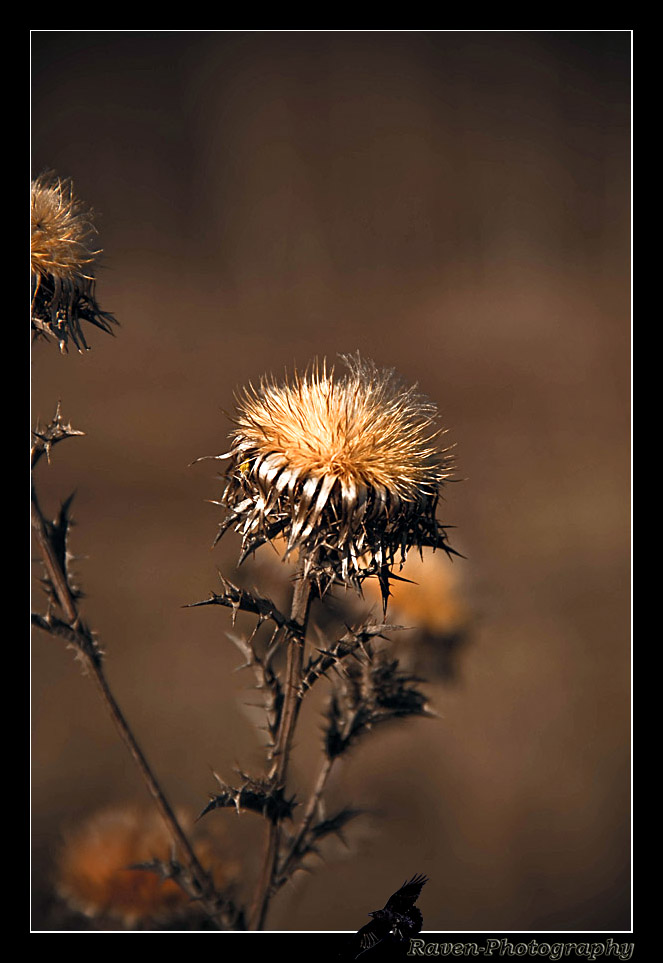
left=270, top=572, right=312, bottom=781
left=250, top=568, right=312, bottom=930
left=278, top=754, right=335, bottom=882
left=31, top=483, right=226, bottom=927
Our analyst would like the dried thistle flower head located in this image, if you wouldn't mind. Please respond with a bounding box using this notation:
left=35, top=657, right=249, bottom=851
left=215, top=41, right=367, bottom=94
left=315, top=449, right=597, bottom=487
left=56, top=805, right=235, bottom=928
left=31, top=172, right=116, bottom=352
left=212, top=354, right=455, bottom=603
left=31, top=173, right=97, bottom=280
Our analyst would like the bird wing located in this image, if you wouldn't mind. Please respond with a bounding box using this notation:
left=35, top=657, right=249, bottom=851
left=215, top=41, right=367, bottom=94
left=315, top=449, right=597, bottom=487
left=384, top=873, right=429, bottom=913
left=356, top=917, right=390, bottom=951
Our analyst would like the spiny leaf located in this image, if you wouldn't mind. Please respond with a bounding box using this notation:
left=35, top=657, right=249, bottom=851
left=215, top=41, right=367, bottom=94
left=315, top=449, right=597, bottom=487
left=323, top=644, right=433, bottom=759
left=300, top=619, right=405, bottom=695
left=310, top=807, right=362, bottom=842
left=200, top=771, right=296, bottom=824
left=185, top=574, right=299, bottom=634
left=31, top=401, right=85, bottom=468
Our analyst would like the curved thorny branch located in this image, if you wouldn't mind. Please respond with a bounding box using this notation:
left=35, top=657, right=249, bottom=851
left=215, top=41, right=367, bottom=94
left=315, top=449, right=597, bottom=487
left=31, top=406, right=239, bottom=930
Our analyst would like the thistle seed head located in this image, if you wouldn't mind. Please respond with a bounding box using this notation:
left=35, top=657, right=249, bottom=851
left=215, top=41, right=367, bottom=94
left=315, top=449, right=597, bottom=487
left=31, top=172, right=116, bottom=352
left=213, top=354, right=455, bottom=601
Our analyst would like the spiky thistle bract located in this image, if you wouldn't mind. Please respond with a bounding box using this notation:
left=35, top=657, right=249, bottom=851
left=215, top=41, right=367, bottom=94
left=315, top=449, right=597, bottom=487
left=211, top=354, right=456, bottom=604
left=31, top=172, right=116, bottom=352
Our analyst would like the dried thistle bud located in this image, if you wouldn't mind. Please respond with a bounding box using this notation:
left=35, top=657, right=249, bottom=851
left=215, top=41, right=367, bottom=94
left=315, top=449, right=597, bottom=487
left=31, top=172, right=116, bottom=352
left=212, top=353, right=455, bottom=603
left=56, top=805, right=236, bottom=928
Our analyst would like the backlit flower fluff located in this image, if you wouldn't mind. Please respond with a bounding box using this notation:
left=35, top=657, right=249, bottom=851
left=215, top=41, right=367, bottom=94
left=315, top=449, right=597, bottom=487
left=31, top=172, right=116, bottom=351
left=215, top=354, right=455, bottom=600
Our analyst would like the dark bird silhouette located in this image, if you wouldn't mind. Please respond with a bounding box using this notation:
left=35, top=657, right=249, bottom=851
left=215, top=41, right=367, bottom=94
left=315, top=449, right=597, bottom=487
left=344, top=874, right=429, bottom=960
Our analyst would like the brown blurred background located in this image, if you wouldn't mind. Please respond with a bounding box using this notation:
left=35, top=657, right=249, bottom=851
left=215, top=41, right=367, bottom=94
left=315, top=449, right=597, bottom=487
left=31, top=31, right=631, bottom=932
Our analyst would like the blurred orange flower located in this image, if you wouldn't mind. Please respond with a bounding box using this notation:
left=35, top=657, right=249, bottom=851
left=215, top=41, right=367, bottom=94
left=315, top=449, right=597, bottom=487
left=56, top=805, right=236, bottom=927
left=363, top=549, right=466, bottom=635
left=361, top=549, right=471, bottom=681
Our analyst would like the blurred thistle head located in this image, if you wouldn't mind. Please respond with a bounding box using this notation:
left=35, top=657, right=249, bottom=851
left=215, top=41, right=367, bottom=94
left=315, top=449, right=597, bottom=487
left=363, top=548, right=467, bottom=637
left=56, top=805, right=236, bottom=928
left=209, top=354, right=456, bottom=604
left=31, top=171, right=116, bottom=352
left=361, top=548, right=471, bottom=682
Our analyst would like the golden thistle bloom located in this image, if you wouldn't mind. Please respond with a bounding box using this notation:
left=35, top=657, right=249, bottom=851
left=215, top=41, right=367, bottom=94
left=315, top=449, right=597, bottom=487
left=213, top=354, right=456, bottom=602
left=31, top=172, right=116, bottom=352
left=56, top=805, right=235, bottom=928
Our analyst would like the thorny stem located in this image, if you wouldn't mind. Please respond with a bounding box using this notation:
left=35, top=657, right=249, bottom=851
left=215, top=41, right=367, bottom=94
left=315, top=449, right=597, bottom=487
left=31, top=499, right=79, bottom=625
left=270, top=573, right=312, bottom=781
left=279, top=754, right=335, bottom=882
left=250, top=569, right=312, bottom=931
left=31, top=475, right=229, bottom=928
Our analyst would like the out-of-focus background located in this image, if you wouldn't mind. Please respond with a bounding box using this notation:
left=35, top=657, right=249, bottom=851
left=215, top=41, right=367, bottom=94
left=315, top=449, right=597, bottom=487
left=31, top=31, right=631, bottom=932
